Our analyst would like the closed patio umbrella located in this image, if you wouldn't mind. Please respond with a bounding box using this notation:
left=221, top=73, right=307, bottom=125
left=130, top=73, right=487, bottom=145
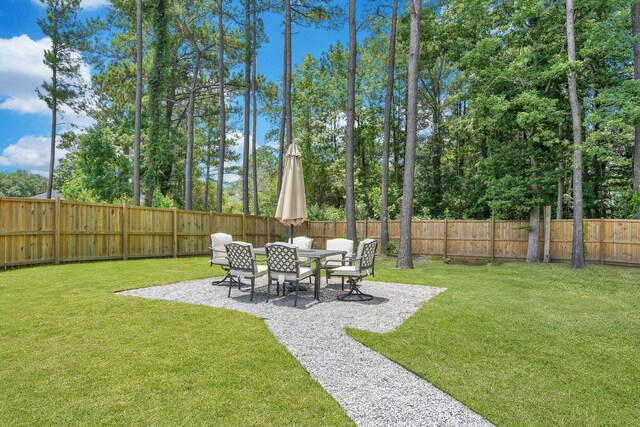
left=275, top=143, right=307, bottom=243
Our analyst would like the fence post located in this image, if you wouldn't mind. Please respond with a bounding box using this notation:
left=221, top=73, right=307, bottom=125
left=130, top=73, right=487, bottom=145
left=443, top=219, right=448, bottom=258
left=54, top=197, right=61, bottom=265
left=242, top=214, right=246, bottom=242
left=173, top=208, right=178, bottom=258
left=600, top=217, right=605, bottom=265
left=364, top=219, right=368, bottom=238
left=491, top=218, right=495, bottom=260
left=334, top=220, right=337, bottom=237
left=122, top=203, right=128, bottom=261
left=543, top=206, right=551, bottom=262
left=209, top=211, right=214, bottom=235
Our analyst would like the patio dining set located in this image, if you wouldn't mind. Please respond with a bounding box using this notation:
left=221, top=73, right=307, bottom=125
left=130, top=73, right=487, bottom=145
left=209, top=233, right=378, bottom=306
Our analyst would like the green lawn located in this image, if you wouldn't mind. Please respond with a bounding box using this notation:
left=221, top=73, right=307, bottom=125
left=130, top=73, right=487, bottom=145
left=0, top=258, right=353, bottom=426
left=1, top=258, right=638, bottom=426
left=349, top=259, right=640, bottom=427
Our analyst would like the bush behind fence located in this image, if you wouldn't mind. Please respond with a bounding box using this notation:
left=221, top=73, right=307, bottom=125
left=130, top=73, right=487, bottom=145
left=1, top=197, right=639, bottom=268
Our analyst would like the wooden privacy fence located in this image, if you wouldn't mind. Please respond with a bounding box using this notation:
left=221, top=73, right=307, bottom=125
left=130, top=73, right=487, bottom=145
left=308, top=219, right=640, bottom=266
left=1, top=197, right=639, bottom=268
left=0, top=197, right=302, bottom=268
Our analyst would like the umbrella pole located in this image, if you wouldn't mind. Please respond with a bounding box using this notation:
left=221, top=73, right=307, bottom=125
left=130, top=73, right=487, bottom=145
left=288, top=224, right=293, bottom=244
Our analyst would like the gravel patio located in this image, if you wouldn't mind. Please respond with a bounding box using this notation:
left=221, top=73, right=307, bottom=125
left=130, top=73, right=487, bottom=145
left=120, top=277, right=493, bottom=427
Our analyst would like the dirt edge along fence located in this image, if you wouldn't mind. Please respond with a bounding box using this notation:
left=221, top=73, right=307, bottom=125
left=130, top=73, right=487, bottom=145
left=1, top=197, right=639, bottom=268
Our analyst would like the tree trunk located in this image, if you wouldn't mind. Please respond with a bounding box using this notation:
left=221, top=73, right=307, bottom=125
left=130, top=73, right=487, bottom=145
left=397, top=0, right=421, bottom=269
left=146, top=0, right=168, bottom=206
left=185, top=51, right=201, bottom=211
left=277, top=2, right=291, bottom=199
left=345, top=0, right=357, bottom=243
left=242, top=0, right=251, bottom=215
left=632, top=3, right=640, bottom=219
left=47, top=72, right=57, bottom=200
left=543, top=205, right=551, bottom=263
left=566, top=0, right=586, bottom=268
left=216, top=0, right=226, bottom=213
left=251, top=0, right=259, bottom=216
left=285, top=0, right=292, bottom=150
left=381, top=0, right=398, bottom=255
left=133, top=0, right=143, bottom=206
left=432, top=80, right=443, bottom=215
left=277, top=90, right=285, bottom=199
left=557, top=161, right=564, bottom=219
left=527, top=156, right=540, bottom=262
left=527, top=206, right=540, bottom=262
left=204, top=127, right=212, bottom=211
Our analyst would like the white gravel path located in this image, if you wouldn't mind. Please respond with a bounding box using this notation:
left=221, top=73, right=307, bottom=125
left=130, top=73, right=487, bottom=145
left=119, top=277, right=493, bottom=427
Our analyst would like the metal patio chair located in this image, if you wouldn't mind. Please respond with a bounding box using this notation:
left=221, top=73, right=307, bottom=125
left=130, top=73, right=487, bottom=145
left=210, top=232, right=233, bottom=285
left=225, top=242, right=267, bottom=302
left=322, top=238, right=355, bottom=290
left=265, top=242, right=315, bottom=307
left=329, top=239, right=378, bottom=302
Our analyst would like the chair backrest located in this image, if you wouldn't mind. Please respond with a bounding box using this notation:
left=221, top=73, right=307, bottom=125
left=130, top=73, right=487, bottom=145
left=355, top=239, right=377, bottom=274
left=291, top=236, right=313, bottom=249
left=325, top=238, right=354, bottom=262
left=225, top=242, right=257, bottom=275
left=265, top=243, right=300, bottom=275
left=291, top=236, right=313, bottom=263
left=211, top=233, right=233, bottom=258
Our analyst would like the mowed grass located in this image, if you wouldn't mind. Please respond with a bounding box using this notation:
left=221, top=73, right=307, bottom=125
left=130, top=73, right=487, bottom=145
left=0, top=258, right=353, bottom=426
left=348, top=259, right=640, bottom=427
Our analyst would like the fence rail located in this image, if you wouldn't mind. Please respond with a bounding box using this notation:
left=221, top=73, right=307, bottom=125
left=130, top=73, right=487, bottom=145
left=0, top=197, right=303, bottom=268
left=1, top=197, right=639, bottom=268
left=307, top=219, right=640, bottom=267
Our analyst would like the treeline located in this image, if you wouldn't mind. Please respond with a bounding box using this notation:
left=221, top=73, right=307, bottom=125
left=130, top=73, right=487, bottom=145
left=288, top=0, right=640, bottom=223
left=0, top=170, right=47, bottom=198
left=38, top=0, right=639, bottom=224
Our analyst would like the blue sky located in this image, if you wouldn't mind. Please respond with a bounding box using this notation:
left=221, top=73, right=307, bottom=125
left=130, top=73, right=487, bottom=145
left=0, top=0, right=374, bottom=177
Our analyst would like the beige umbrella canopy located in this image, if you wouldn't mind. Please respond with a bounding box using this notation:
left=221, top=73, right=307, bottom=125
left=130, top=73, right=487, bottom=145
left=275, top=143, right=307, bottom=241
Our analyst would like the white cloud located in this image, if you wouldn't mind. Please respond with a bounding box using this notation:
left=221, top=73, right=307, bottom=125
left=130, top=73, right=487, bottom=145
left=0, top=135, right=68, bottom=171
left=0, top=34, right=91, bottom=123
left=30, top=0, right=111, bottom=11
left=80, top=0, right=111, bottom=10
left=0, top=97, right=49, bottom=115
left=0, top=35, right=50, bottom=100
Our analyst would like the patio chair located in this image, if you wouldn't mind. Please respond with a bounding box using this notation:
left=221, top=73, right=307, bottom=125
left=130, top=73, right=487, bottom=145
left=225, top=242, right=267, bottom=302
left=291, top=235, right=314, bottom=266
left=292, top=236, right=314, bottom=285
left=329, top=239, right=378, bottom=302
left=265, top=242, right=315, bottom=307
left=322, top=238, right=355, bottom=290
left=210, top=233, right=233, bottom=285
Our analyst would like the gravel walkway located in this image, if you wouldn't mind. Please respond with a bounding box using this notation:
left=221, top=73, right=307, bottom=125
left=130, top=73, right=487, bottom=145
left=119, top=277, right=493, bottom=427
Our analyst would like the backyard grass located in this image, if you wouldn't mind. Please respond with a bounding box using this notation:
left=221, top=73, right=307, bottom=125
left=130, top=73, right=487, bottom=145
left=349, top=259, right=640, bottom=427
left=0, top=258, right=353, bottom=426
left=1, top=257, right=638, bottom=426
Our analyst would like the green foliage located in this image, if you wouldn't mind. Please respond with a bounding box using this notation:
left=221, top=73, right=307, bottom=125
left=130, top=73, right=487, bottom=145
left=0, top=170, right=47, bottom=197
left=307, top=204, right=345, bottom=221
left=632, top=188, right=640, bottom=213
left=152, top=189, right=174, bottom=208
left=44, top=0, right=639, bottom=222
left=36, top=0, right=99, bottom=112
left=384, top=238, right=399, bottom=256
left=59, top=126, right=132, bottom=203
